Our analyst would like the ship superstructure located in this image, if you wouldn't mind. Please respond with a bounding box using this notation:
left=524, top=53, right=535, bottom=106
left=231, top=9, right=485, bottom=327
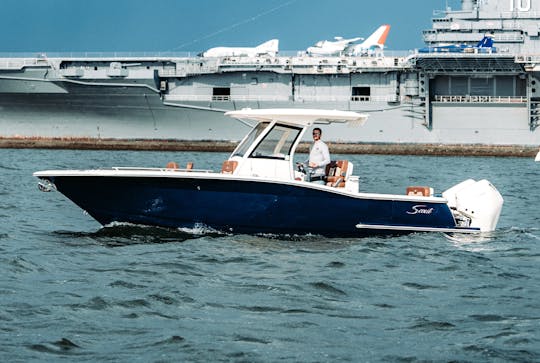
left=1, top=0, right=539, bottom=146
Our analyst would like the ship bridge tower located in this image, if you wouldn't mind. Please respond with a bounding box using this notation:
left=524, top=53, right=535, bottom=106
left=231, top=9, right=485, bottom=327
left=424, top=0, right=540, bottom=53
left=416, top=0, right=540, bottom=134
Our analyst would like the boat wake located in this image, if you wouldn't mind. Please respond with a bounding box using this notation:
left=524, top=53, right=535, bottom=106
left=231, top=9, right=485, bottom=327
left=176, top=222, right=230, bottom=237
left=444, top=231, right=498, bottom=244
left=53, top=222, right=228, bottom=247
left=445, top=226, right=539, bottom=252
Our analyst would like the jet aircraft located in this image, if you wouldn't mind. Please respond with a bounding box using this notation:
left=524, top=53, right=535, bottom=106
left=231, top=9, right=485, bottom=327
left=346, top=25, right=391, bottom=56
left=306, top=25, right=391, bottom=56
left=306, top=36, right=363, bottom=56
left=200, top=39, right=279, bottom=57
left=418, top=33, right=496, bottom=53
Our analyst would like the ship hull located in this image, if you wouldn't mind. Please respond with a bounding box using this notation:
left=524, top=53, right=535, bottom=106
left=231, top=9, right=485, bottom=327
left=1, top=92, right=536, bottom=145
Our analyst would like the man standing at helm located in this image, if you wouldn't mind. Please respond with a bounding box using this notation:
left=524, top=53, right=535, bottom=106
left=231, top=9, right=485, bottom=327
left=308, top=127, right=330, bottom=184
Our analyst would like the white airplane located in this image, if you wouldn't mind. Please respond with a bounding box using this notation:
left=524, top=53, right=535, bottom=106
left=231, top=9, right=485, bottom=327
left=346, top=25, right=391, bottom=56
left=306, top=24, right=391, bottom=56
left=306, top=36, right=363, bottom=56
left=200, top=39, right=279, bottom=57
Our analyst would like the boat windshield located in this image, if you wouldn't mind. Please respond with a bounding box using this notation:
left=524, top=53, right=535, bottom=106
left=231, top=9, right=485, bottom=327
left=250, top=124, right=302, bottom=160
left=232, top=122, right=269, bottom=158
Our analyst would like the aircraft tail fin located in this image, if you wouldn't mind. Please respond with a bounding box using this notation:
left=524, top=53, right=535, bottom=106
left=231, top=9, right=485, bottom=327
left=255, top=39, right=279, bottom=56
left=348, top=25, right=390, bottom=55
left=476, top=35, right=494, bottom=48
left=363, top=24, right=391, bottom=49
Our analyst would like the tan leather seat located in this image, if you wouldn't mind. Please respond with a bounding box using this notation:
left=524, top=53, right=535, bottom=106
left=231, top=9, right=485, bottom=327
left=325, top=160, right=349, bottom=188
left=221, top=160, right=238, bottom=174
left=406, top=186, right=433, bottom=196
left=165, top=161, right=179, bottom=169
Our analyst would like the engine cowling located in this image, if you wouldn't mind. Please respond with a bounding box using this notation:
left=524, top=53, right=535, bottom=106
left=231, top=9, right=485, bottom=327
left=443, top=179, right=504, bottom=232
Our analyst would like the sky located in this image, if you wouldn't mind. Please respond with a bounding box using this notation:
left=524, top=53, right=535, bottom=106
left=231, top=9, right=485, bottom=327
left=1, top=0, right=463, bottom=54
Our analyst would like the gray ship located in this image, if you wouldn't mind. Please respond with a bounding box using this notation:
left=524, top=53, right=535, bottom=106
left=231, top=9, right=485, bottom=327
left=1, top=0, right=539, bottom=146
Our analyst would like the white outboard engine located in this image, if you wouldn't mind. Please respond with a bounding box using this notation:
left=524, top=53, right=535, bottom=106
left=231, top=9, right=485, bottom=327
left=443, top=179, right=504, bottom=232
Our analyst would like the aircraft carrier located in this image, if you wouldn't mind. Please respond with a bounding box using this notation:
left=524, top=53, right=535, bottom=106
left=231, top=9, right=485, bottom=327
left=1, top=0, right=540, bottom=148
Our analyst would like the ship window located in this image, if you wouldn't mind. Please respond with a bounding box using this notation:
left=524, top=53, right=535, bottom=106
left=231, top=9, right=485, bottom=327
left=212, top=87, right=231, bottom=101
left=250, top=124, right=302, bottom=160
left=351, top=87, right=371, bottom=102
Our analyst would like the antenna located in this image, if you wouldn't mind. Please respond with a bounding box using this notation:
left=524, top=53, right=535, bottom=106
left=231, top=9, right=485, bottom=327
left=167, top=0, right=297, bottom=52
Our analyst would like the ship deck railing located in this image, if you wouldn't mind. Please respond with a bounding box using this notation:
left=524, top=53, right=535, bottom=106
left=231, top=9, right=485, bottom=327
left=164, top=94, right=401, bottom=103
left=434, top=95, right=527, bottom=103
left=515, top=54, right=540, bottom=63
left=0, top=50, right=412, bottom=59
left=0, top=57, right=51, bottom=70
left=0, top=51, right=414, bottom=75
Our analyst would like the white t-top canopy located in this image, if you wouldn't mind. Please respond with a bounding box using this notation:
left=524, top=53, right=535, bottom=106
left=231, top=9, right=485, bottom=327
left=225, top=108, right=368, bottom=126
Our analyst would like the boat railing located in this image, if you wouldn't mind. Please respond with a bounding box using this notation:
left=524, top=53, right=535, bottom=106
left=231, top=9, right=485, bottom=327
left=434, top=95, right=527, bottom=103
left=111, top=167, right=213, bottom=173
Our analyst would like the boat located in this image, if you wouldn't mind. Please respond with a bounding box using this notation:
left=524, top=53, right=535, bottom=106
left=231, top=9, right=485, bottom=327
left=2, top=0, right=540, bottom=148
left=536, top=148, right=540, bottom=161
left=34, top=109, right=504, bottom=237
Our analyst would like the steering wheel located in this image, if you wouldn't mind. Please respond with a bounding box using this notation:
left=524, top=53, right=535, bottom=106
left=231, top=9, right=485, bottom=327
left=296, top=162, right=306, bottom=174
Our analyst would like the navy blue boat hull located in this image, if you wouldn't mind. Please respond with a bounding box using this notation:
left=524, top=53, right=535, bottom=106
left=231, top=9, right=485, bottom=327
left=43, top=175, right=458, bottom=237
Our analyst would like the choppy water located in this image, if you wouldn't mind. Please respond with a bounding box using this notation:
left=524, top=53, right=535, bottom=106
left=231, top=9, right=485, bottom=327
left=1, top=148, right=539, bottom=362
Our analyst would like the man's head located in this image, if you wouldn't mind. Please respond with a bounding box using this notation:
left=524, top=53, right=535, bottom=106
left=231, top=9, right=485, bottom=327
left=312, top=127, right=322, bottom=141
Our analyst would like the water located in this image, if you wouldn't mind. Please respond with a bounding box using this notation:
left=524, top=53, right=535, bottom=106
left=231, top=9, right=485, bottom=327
left=1, top=148, right=539, bottom=362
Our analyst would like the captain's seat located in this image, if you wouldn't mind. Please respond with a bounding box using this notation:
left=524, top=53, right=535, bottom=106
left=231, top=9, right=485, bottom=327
left=325, top=160, right=352, bottom=188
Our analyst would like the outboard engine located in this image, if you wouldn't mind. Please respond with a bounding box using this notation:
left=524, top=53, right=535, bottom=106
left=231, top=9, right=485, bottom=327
left=443, top=179, right=503, bottom=232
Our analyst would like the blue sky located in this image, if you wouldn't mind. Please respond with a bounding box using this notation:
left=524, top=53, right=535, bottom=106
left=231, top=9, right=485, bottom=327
left=1, top=0, right=462, bottom=53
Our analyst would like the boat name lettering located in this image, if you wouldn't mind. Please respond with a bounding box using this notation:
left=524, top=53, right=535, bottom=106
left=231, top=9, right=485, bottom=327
left=406, top=205, right=434, bottom=215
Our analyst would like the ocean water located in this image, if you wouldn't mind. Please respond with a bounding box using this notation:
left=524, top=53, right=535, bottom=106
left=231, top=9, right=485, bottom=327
left=1, top=148, right=539, bottom=362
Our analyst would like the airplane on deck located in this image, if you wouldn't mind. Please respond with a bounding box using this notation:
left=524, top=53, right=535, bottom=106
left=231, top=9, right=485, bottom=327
left=418, top=33, right=496, bottom=53
left=200, top=39, right=279, bottom=57
left=306, top=25, right=390, bottom=56
left=346, top=25, right=391, bottom=56
left=306, top=36, right=363, bottom=56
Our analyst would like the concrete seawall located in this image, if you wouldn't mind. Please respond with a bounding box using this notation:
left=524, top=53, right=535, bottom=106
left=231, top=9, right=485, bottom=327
left=0, top=137, right=537, bottom=157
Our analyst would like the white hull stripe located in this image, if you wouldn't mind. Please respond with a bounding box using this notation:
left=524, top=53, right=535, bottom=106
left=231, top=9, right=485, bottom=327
left=355, top=223, right=480, bottom=234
